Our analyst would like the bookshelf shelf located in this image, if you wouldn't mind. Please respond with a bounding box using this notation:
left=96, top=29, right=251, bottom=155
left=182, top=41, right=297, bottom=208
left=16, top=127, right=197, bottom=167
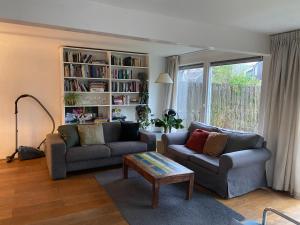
left=65, top=91, right=109, bottom=94
left=111, top=92, right=140, bottom=94
left=61, top=46, right=149, bottom=124
left=65, top=105, right=110, bottom=107
left=64, top=62, right=108, bottom=66
left=111, top=78, right=141, bottom=82
left=64, top=77, right=109, bottom=80
left=111, top=65, right=148, bottom=69
left=111, top=104, right=147, bottom=107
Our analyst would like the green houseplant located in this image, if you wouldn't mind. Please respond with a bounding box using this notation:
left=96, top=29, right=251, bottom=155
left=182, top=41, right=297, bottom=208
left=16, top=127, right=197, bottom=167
left=136, top=105, right=151, bottom=129
left=64, top=93, right=79, bottom=106
left=151, top=109, right=184, bottom=133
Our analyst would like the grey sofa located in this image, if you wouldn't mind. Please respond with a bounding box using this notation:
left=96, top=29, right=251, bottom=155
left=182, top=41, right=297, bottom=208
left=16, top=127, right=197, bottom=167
left=162, top=122, right=271, bottom=198
left=45, top=122, right=156, bottom=179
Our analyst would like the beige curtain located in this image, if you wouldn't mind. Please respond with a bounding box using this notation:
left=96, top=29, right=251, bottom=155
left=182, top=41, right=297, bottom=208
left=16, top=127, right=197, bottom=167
left=163, top=56, right=179, bottom=110
left=259, top=30, right=300, bottom=198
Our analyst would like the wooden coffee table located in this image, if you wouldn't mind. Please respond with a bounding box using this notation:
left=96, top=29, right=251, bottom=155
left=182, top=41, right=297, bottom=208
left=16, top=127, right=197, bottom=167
left=123, top=152, right=194, bottom=208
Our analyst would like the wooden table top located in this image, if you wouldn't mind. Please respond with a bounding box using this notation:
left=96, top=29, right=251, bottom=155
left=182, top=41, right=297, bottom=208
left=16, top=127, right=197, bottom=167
left=124, top=152, right=194, bottom=178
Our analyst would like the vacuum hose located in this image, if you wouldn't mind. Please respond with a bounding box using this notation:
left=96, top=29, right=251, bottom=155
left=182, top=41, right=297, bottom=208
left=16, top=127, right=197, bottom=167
left=6, top=94, right=55, bottom=163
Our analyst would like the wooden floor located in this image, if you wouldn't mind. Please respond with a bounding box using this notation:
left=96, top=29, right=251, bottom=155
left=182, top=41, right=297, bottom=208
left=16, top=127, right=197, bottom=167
left=0, top=158, right=299, bottom=225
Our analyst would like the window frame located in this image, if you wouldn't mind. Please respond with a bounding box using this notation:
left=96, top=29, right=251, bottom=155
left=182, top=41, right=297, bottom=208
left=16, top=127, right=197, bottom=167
left=177, top=56, right=264, bottom=132
left=206, top=56, right=263, bottom=131
left=177, top=63, right=205, bottom=124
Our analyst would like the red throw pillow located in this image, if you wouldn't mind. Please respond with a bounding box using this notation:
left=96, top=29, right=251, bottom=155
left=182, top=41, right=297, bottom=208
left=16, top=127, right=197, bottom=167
left=185, top=129, right=209, bottom=153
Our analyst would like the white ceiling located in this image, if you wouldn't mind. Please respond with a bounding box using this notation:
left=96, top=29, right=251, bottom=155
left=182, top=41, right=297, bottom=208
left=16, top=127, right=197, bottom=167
left=90, top=0, right=300, bottom=34
left=0, top=22, right=199, bottom=56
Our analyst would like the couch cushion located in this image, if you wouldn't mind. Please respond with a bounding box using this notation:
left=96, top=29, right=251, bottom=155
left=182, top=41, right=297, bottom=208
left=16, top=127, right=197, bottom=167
left=188, top=122, right=219, bottom=133
left=66, top=145, right=110, bottom=162
left=120, top=122, right=140, bottom=141
left=168, top=145, right=197, bottom=160
left=189, top=154, right=220, bottom=174
left=203, top=132, right=228, bottom=157
left=185, top=129, right=209, bottom=153
left=220, top=129, right=264, bottom=153
left=102, top=122, right=121, bottom=143
left=57, top=125, right=79, bottom=148
left=107, top=141, right=147, bottom=157
left=77, top=124, right=105, bottom=145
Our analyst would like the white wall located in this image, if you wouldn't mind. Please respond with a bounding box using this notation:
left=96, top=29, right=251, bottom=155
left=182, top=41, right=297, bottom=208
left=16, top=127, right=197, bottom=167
left=0, top=0, right=270, bottom=54
left=0, top=25, right=165, bottom=159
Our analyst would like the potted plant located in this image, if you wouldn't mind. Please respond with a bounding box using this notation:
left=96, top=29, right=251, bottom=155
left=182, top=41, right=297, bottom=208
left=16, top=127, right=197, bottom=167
left=136, top=105, right=151, bottom=129
left=138, top=72, right=149, bottom=105
left=151, top=109, right=184, bottom=133
left=64, top=93, right=79, bottom=106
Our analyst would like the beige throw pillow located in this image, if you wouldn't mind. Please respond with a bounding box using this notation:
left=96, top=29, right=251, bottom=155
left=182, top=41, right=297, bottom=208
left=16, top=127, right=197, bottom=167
left=203, top=132, right=228, bottom=157
left=77, top=124, right=105, bottom=146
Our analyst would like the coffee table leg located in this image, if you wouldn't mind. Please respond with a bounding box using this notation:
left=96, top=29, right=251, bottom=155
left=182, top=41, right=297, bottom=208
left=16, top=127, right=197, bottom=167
left=123, top=159, right=128, bottom=179
left=186, top=174, right=194, bottom=200
left=152, top=181, right=159, bottom=208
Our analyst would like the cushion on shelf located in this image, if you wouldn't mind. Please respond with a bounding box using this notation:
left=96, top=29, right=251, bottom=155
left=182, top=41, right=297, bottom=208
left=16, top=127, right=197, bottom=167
left=185, top=129, right=209, bottom=153
left=120, top=122, right=140, bottom=141
left=77, top=124, right=105, bottom=146
left=57, top=125, right=80, bottom=148
left=203, top=132, right=228, bottom=157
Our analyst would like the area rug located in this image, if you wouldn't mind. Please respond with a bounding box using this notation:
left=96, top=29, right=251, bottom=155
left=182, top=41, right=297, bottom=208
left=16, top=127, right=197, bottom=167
left=95, top=168, right=244, bottom=225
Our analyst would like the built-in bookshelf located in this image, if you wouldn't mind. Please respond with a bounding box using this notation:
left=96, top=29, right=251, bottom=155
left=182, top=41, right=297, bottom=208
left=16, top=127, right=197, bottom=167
left=61, top=46, right=149, bottom=124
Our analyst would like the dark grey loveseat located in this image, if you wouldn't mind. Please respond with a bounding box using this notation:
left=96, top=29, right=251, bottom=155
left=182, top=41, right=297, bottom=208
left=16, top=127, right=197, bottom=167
left=45, top=122, right=156, bottom=179
left=162, top=122, right=271, bottom=198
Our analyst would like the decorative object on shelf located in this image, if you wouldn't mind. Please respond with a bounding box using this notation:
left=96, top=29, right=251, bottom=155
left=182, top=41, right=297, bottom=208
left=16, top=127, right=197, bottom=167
left=64, top=93, right=79, bottom=106
left=136, top=105, right=152, bottom=129
left=65, top=108, right=83, bottom=123
left=65, top=108, right=97, bottom=124
left=89, top=81, right=107, bottom=92
left=155, top=73, right=173, bottom=84
left=112, top=108, right=126, bottom=121
left=151, top=109, right=184, bottom=133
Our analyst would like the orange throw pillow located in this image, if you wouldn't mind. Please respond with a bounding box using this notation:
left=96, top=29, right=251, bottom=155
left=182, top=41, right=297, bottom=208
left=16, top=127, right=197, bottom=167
left=203, top=132, right=228, bottom=157
left=185, top=129, right=209, bottom=153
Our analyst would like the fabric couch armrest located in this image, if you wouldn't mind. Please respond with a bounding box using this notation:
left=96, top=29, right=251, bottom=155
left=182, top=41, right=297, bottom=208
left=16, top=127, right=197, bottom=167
left=45, top=133, right=67, bottom=179
left=162, top=132, right=189, bottom=151
left=139, top=130, right=156, bottom=151
left=220, top=148, right=271, bottom=171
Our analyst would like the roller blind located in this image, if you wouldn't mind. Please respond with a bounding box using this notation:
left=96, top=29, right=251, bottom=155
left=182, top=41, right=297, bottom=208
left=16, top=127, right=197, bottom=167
left=210, top=56, right=263, bottom=67
left=179, top=63, right=204, bottom=70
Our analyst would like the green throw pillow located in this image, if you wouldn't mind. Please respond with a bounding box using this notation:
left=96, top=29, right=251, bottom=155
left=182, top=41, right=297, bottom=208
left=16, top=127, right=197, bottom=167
left=77, top=124, right=105, bottom=146
left=57, top=125, right=80, bottom=148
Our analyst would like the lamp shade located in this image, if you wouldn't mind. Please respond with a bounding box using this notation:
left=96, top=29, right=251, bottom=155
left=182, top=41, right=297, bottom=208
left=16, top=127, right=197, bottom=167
left=155, top=73, right=173, bottom=84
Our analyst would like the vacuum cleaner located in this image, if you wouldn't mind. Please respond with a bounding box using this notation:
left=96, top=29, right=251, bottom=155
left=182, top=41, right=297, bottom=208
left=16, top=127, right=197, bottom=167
left=6, top=94, right=55, bottom=163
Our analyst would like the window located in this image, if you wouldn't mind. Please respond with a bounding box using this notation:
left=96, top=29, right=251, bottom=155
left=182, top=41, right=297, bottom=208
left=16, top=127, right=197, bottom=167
left=208, top=57, right=263, bottom=132
left=176, top=57, right=263, bottom=132
left=176, top=64, right=204, bottom=128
